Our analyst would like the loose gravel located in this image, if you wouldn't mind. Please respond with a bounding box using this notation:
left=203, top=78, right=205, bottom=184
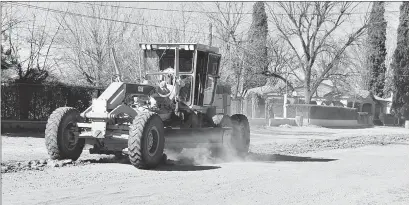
left=250, top=134, right=409, bottom=155
left=1, top=156, right=130, bottom=174
left=2, top=128, right=408, bottom=174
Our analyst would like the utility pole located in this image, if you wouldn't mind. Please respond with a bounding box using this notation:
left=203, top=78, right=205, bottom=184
left=235, top=40, right=245, bottom=100
left=0, top=1, right=3, bottom=53
left=139, top=26, right=144, bottom=81
left=208, top=23, right=212, bottom=47
left=283, top=65, right=289, bottom=118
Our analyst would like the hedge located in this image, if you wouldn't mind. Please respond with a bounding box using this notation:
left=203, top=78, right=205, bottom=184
left=1, top=83, right=104, bottom=121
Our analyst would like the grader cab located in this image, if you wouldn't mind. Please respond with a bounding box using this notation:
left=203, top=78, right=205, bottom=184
left=44, top=43, right=250, bottom=169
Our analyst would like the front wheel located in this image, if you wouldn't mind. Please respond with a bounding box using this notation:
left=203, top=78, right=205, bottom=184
left=45, top=107, right=85, bottom=161
left=128, top=112, right=165, bottom=169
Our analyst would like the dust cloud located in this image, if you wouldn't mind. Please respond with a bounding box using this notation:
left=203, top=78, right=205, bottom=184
left=163, top=125, right=273, bottom=166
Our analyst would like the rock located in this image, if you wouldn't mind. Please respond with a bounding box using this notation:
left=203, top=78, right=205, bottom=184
left=39, top=159, right=46, bottom=165
left=61, top=159, right=73, bottom=166
left=1, top=166, right=8, bottom=173
left=24, top=161, right=31, bottom=167
left=31, top=160, right=39, bottom=166
left=56, top=161, right=64, bottom=167
left=47, top=160, right=58, bottom=167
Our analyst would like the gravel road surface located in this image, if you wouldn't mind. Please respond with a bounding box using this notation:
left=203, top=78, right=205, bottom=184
left=2, top=126, right=408, bottom=204
left=2, top=145, right=409, bottom=205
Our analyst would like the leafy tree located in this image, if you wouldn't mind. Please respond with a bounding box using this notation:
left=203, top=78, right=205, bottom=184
left=242, top=1, right=268, bottom=90
left=367, top=2, right=387, bottom=97
left=391, top=2, right=409, bottom=120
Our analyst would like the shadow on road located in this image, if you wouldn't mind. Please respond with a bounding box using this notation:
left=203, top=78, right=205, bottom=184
left=156, top=164, right=221, bottom=172
left=77, top=156, right=221, bottom=171
left=246, top=152, right=338, bottom=162
left=252, top=131, right=335, bottom=136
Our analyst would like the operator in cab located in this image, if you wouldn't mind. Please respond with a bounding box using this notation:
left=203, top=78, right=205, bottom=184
left=156, top=67, right=191, bottom=103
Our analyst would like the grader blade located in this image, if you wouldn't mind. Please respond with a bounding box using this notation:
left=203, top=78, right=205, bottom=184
left=164, top=127, right=232, bottom=150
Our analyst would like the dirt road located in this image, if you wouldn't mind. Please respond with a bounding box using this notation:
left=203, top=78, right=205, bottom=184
left=2, top=126, right=409, bottom=205
left=2, top=145, right=409, bottom=205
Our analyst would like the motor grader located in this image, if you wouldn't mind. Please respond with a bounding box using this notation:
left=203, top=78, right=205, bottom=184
left=44, top=43, right=250, bottom=169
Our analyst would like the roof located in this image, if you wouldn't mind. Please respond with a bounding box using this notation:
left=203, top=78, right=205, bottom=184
left=294, top=82, right=334, bottom=98
left=244, top=79, right=288, bottom=97
left=323, top=88, right=372, bottom=101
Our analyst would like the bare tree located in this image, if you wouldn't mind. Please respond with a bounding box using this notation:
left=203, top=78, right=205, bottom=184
left=2, top=12, right=61, bottom=83
left=56, top=2, right=141, bottom=86
left=167, top=3, right=204, bottom=43
left=1, top=2, right=26, bottom=35
left=2, top=2, right=26, bottom=71
left=197, top=2, right=247, bottom=97
left=267, top=2, right=369, bottom=103
left=263, top=38, right=298, bottom=90
left=2, top=9, right=62, bottom=120
left=346, top=42, right=371, bottom=90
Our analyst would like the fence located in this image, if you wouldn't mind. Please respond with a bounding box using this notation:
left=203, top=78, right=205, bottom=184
left=1, top=83, right=104, bottom=121
left=287, top=104, right=360, bottom=127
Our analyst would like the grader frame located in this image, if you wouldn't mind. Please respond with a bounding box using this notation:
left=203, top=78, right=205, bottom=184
left=44, top=43, right=250, bottom=170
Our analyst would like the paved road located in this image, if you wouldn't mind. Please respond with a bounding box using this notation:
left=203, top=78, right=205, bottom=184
left=3, top=144, right=409, bottom=205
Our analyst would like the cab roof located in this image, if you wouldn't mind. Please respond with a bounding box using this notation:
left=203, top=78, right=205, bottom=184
left=138, top=43, right=219, bottom=54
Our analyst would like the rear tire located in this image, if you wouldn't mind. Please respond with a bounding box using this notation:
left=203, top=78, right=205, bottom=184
left=128, top=112, right=165, bottom=169
left=230, top=114, right=250, bottom=155
left=45, top=107, right=85, bottom=161
left=211, top=114, right=250, bottom=158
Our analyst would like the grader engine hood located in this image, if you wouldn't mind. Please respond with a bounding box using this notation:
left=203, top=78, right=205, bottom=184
left=81, top=82, right=156, bottom=118
left=80, top=82, right=160, bottom=138
left=100, top=82, right=156, bottom=107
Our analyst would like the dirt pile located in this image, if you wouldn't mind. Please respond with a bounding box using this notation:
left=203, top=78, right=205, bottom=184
left=0, top=156, right=130, bottom=173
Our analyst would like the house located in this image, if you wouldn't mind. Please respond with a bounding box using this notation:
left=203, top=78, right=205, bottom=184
left=237, top=79, right=391, bottom=123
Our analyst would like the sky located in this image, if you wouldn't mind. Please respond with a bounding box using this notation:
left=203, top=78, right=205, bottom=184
left=1, top=1, right=403, bottom=77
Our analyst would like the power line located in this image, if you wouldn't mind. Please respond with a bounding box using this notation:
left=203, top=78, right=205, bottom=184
left=5, top=2, right=408, bottom=92
left=10, top=2, right=208, bottom=36
left=8, top=2, right=247, bottom=53
left=7, top=2, right=406, bottom=63
left=10, top=2, right=404, bottom=38
left=71, top=2, right=253, bottom=15
left=72, top=1, right=401, bottom=16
